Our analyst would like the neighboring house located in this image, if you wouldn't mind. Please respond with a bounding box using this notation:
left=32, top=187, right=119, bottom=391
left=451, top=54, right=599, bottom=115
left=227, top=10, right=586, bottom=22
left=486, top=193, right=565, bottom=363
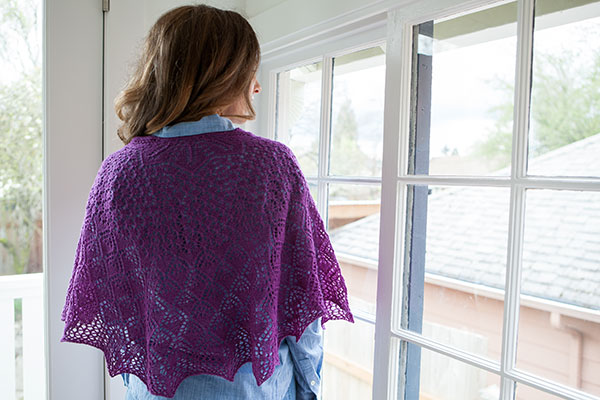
left=326, top=133, right=600, bottom=399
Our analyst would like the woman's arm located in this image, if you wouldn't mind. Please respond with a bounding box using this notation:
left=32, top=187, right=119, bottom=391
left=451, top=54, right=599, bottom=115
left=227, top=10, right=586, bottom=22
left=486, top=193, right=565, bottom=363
left=285, top=319, right=323, bottom=400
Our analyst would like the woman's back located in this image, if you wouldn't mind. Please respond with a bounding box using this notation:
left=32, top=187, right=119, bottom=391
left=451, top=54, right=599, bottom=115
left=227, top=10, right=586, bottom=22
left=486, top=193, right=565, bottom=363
left=61, top=5, right=353, bottom=398
left=62, top=126, right=352, bottom=397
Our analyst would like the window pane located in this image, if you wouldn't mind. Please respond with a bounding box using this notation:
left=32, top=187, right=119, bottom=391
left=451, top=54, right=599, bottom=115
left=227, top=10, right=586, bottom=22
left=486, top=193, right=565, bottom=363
left=322, top=320, right=375, bottom=400
left=402, top=343, right=501, bottom=399
left=0, top=0, right=46, bottom=398
left=307, top=181, right=318, bottom=203
left=275, top=62, right=322, bottom=177
left=330, top=46, right=385, bottom=177
left=402, top=185, right=510, bottom=360
left=516, top=190, right=600, bottom=397
left=324, top=184, right=379, bottom=400
left=409, top=2, right=517, bottom=176
left=328, top=183, right=380, bottom=317
left=323, top=319, right=374, bottom=400
left=528, top=1, right=600, bottom=177
left=515, top=383, right=574, bottom=400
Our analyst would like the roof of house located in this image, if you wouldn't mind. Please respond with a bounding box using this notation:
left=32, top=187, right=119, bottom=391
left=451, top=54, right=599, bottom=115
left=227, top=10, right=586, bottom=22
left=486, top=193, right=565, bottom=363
left=329, top=133, right=600, bottom=310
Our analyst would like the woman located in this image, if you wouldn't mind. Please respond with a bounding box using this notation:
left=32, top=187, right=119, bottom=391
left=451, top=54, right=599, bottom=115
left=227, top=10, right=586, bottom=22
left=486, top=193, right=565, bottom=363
left=61, top=5, right=353, bottom=399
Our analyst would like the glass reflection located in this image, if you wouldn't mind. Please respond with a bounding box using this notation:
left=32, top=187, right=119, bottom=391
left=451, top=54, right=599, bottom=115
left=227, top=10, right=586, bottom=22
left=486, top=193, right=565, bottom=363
left=527, top=0, right=600, bottom=177
left=276, top=62, right=322, bottom=177
left=330, top=46, right=385, bottom=177
left=409, top=2, right=518, bottom=176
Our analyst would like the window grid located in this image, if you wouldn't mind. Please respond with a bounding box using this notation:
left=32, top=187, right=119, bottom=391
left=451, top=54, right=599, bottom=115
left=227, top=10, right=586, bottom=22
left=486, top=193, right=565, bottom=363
left=500, top=0, right=535, bottom=397
left=296, top=45, right=386, bottom=394
left=278, top=49, right=384, bottom=295
left=316, top=56, right=334, bottom=219
left=267, top=1, right=600, bottom=398
left=372, top=10, right=411, bottom=399
left=292, top=53, right=386, bottom=224
left=393, top=175, right=600, bottom=191
left=386, top=0, right=600, bottom=400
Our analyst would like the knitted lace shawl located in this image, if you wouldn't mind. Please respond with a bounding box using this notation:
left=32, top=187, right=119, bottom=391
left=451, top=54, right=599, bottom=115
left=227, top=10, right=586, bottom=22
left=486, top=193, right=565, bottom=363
left=61, top=128, right=353, bottom=397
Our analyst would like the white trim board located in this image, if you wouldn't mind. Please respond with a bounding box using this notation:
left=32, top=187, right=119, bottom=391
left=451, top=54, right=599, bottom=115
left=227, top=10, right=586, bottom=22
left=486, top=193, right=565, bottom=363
left=251, top=0, right=416, bottom=55
left=45, top=0, right=104, bottom=399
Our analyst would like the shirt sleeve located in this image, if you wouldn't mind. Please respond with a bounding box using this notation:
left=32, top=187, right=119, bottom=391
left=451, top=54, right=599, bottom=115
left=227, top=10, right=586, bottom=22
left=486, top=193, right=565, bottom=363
left=285, top=318, right=323, bottom=400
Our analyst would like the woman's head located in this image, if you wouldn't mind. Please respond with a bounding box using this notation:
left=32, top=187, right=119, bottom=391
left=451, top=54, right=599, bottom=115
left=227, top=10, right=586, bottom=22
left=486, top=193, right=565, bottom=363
left=115, top=5, right=260, bottom=144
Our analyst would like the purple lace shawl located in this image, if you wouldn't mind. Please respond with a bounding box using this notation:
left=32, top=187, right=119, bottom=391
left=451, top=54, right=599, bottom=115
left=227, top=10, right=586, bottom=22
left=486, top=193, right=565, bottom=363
left=61, top=128, right=353, bottom=397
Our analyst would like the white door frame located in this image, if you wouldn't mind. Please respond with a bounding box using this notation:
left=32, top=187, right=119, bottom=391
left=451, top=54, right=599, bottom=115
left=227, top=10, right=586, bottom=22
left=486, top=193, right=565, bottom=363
left=45, top=0, right=104, bottom=399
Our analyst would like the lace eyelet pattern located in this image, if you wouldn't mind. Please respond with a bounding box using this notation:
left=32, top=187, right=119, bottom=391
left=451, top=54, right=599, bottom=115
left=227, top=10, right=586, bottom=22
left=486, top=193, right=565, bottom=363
left=61, top=128, right=353, bottom=397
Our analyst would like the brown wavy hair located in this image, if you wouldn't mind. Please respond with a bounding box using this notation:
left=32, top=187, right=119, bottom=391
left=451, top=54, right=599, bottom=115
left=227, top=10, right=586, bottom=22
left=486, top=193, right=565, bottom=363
left=115, top=5, right=260, bottom=144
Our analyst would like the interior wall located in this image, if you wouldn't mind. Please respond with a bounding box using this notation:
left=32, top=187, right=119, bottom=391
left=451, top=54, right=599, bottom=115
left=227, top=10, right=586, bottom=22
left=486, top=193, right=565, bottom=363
left=46, top=0, right=104, bottom=399
left=248, top=0, right=387, bottom=44
left=245, top=0, right=286, bottom=18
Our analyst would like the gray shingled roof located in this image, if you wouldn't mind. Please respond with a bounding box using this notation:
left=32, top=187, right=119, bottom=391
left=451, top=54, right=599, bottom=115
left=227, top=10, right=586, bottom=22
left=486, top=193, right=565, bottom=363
left=329, top=133, right=600, bottom=310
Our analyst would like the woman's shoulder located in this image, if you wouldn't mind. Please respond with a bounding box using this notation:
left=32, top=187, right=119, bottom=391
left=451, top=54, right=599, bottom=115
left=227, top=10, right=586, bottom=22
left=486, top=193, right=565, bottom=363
left=122, top=128, right=292, bottom=157
left=98, top=129, right=302, bottom=179
left=235, top=128, right=300, bottom=168
left=237, top=128, right=295, bottom=155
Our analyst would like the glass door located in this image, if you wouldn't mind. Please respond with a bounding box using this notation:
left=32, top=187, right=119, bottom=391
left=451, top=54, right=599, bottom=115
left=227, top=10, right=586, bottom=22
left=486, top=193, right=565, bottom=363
left=0, top=1, right=45, bottom=399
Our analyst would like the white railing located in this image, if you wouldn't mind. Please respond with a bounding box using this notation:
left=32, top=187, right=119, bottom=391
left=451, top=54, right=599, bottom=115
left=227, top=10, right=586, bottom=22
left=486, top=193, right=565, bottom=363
left=0, top=273, right=46, bottom=400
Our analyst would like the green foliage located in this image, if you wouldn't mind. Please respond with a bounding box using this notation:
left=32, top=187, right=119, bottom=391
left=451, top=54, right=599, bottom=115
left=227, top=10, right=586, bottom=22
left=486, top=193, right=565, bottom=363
left=330, top=99, right=373, bottom=176
left=472, top=79, right=514, bottom=170
left=475, top=47, right=600, bottom=170
left=0, top=71, right=43, bottom=274
left=293, top=98, right=380, bottom=201
left=530, top=51, right=600, bottom=155
left=329, top=99, right=379, bottom=200
left=0, top=0, right=42, bottom=275
left=0, top=0, right=40, bottom=72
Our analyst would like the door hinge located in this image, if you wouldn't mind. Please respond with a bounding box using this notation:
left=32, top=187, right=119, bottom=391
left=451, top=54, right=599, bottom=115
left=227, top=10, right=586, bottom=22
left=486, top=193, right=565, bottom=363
left=102, top=0, right=110, bottom=12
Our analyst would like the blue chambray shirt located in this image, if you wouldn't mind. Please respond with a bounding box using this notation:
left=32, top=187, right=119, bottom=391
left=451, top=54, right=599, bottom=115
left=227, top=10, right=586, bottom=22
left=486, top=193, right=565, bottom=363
left=121, top=114, right=323, bottom=400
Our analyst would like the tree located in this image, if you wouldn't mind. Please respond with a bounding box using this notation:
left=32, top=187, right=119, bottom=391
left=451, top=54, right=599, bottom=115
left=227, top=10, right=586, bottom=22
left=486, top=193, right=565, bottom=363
left=330, top=98, right=378, bottom=177
left=475, top=47, right=600, bottom=170
left=529, top=51, right=600, bottom=155
left=329, top=99, right=379, bottom=201
left=0, top=0, right=42, bottom=275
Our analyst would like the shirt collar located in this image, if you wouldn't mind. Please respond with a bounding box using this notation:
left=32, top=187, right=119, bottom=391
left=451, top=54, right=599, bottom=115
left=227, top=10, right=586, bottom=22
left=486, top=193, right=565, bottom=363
left=153, top=114, right=236, bottom=138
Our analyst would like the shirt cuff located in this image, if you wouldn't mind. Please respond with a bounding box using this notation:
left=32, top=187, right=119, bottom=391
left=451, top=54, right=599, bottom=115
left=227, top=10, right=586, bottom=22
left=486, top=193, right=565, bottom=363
left=295, top=358, right=321, bottom=399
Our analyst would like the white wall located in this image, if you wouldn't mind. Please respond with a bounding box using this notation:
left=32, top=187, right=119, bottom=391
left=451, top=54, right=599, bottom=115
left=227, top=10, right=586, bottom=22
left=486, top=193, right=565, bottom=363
left=245, top=0, right=286, bottom=18
left=45, top=1, right=104, bottom=399
left=248, top=0, right=390, bottom=45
